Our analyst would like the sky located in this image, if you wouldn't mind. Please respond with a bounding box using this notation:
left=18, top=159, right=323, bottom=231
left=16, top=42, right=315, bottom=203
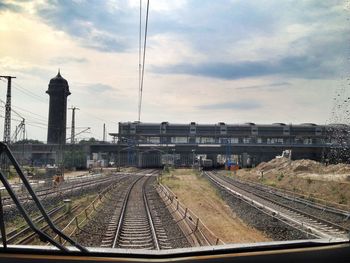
left=0, top=0, right=349, bottom=142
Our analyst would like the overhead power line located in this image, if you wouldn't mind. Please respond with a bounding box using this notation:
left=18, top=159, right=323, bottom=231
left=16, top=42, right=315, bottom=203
left=138, top=0, right=142, bottom=122
left=0, top=78, right=47, bottom=104
left=138, top=0, right=150, bottom=122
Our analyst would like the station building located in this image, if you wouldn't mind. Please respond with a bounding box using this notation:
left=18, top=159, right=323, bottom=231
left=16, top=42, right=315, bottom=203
left=9, top=121, right=346, bottom=169
left=107, top=121, right=332, bottom=168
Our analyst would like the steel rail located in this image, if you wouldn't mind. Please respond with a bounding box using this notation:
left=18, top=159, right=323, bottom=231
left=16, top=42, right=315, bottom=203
left=111, top=176, right=145, bottom=248
left=205, top=172, right=319, bottom=238
left=214, top=173, right=350, bottom=233
left=0, top=142, right=88, bottom=252
left=142, top=176, right=160, bottom=250
left=1, top=175, right=121, bottom=206
left=17, top=205, right=80, bottom=245
left=4, top=204, right=65, bottom=243
left=0, top=170, right=68, bottom=251
left=213, top=171, right=350, bottom=218
left=206, top=172, right=348, bottom=239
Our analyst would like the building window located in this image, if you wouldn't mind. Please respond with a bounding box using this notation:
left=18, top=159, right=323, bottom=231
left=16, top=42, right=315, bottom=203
left=267, top=138, right=283, bottom=144
left=243, top=138, right=251, bottom=144
left=304, top=138, right=313, bottom=144
left=171, top=137, right=188, bottom=143
left=231, top=138, right=239, bottom=143
left=201, top=137, right=215, bottom=143
left=149, top=137, right=160, bottom=143
left=148, top=137, right=160, bottom=143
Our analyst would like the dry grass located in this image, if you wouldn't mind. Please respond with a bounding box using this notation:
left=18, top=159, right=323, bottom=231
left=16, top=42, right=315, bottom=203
left=161, top=169, right=270, bottom=244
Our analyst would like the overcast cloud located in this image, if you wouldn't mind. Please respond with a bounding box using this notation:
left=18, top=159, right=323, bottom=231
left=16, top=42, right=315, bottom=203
left=0, top=0, right=349, bottom=141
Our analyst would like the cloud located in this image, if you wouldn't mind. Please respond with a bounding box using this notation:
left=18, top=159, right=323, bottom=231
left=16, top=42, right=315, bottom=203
left=49, top=56, right=88, bottom=64
left=198, top=100, right=262, bottom=111
left=237, top=82, right=292, bottom=90
left=85, top=83, right=114, bottom=93
left=152, top=55, right=336, bottom=80
left=35, top=0, right=136, bottom=53
left=0, top=2, right=22, bottom=12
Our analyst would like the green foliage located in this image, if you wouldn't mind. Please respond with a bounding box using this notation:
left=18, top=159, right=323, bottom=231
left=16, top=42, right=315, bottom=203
left=264, top=180, right=276, bottom=187
left=78, top=137, right=100, bottom=144
left=163, top=165, right=170, bottom=173
left=13, top=139, right=44, bottom=144
left=64, top=150, right=86, bottom=168
left=79, top=137, right=109, bottom=144
left=277, top=173, right=284, bottom=181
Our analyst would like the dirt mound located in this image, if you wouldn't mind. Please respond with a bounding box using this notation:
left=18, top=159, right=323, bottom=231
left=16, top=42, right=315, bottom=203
left=323, top=163, right=350, bottom=174
left=290, top=159, right=322, bottom=173
left=256, top=157, right=290, bottom=172
left=255, top=158, right=350, bottom=175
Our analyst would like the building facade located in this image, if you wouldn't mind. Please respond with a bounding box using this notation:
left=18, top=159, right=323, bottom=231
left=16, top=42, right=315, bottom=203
left=107, top=121, right=339, bottom=167
left=114, top=122, right=327, bottom=146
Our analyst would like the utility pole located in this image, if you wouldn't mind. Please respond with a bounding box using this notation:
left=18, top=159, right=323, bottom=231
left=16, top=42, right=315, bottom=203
left=103, top=123, right=106, bottom=142
left=69, top=107, right=79, bottom=144
left=13, top=118, right=25, bottom=143
left=0, top=76, right=16, bottom=143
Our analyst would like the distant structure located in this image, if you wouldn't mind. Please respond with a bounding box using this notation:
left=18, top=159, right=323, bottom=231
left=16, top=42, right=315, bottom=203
left=46, top=70, right=71, bottom=144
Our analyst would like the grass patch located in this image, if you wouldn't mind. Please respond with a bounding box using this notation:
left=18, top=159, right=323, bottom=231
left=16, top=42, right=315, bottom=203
left=161, top=169, right=270, bottom=244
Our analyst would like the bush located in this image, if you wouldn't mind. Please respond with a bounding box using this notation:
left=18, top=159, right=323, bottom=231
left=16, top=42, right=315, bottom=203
left=163, top=165, right=170, bottom=173
left=277, top=173, right=284, bottom=181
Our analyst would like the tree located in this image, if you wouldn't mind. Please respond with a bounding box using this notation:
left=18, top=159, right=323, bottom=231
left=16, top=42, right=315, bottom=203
left=13, top=139, right=44, bottom=145
left=78, top=137, right=110, bottom=145
left=64, top=150, right=86, bottom=169
left=78, top=137, right=98, bottom=144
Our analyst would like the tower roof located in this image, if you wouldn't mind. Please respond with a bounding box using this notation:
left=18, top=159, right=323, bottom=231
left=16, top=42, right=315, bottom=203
left=47, top=70, right=71, bottom=95
left=49, top=69, right=68, bottom=86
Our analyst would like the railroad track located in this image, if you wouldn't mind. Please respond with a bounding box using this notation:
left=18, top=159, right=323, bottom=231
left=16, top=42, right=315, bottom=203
left=212, top=172, right=350, bottom=225
left=0, top=204, right=65, bottom=244
left=1, top=173, right=128, bottom=208
left=206, top=171, right=349, bottom=240
left=16, top=204, right=81, bottom=245
left=8, top=172, right=139, bottom=246
left=1, top=204, right=80, bottom=245
left=101, top=172, right=170, bottom=250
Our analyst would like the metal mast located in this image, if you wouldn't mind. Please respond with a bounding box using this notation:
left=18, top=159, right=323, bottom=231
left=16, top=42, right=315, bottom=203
left=69, top=107, right=79, bottom=144
left=0, top=76, right=16, bottom=143
left=103, top=123, right=106, bottom=142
